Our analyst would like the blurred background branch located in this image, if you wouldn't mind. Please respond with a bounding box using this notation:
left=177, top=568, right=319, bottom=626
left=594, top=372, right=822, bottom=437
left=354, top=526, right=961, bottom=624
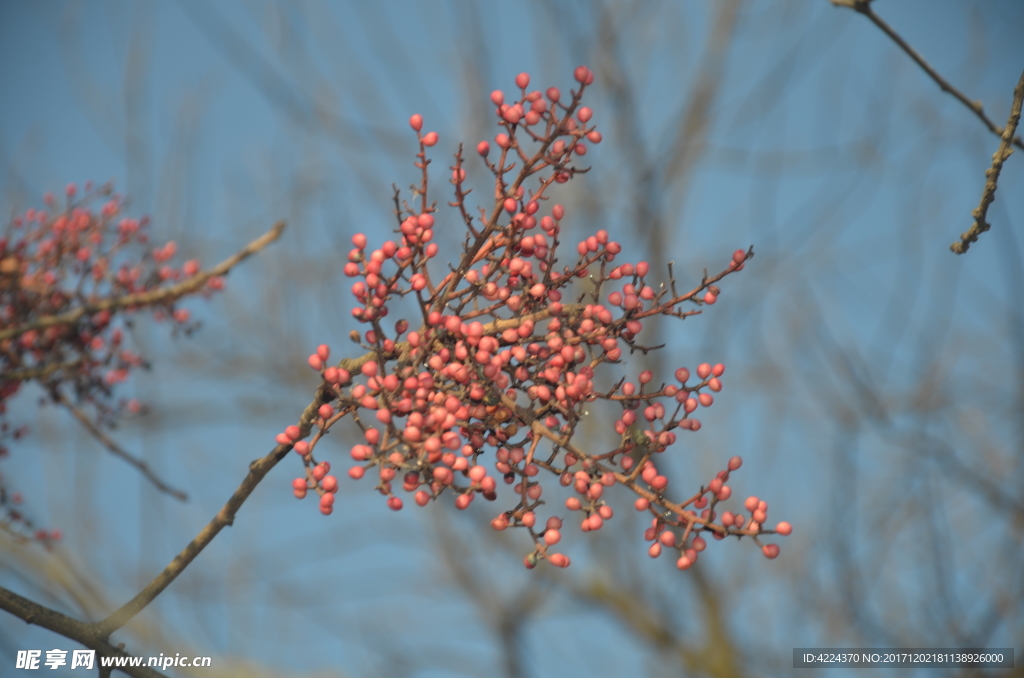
left=2, top=1, right=1022, bottom=676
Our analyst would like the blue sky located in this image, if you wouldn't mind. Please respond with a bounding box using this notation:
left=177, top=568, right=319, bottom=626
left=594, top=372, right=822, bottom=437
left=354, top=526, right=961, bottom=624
left=2, top=1, right=1023, bottom=676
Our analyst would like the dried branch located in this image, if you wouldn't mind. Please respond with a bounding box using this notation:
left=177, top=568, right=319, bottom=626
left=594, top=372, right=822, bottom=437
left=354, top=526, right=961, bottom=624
left=951, top=70, right=1024, bottom=254
left=0, top=221, right=286, bottom=342
left=0, top=585, right=164, bottom=678
left=832, top=0, right=1024, bottom=152
left=55, top=391, right=188, bottom=502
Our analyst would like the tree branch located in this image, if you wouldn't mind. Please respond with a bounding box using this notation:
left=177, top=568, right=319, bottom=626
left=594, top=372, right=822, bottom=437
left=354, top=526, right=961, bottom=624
left=93, top=380, right=343, bottom=638
left=832, top=0, right=1024, bottom=151
left=55, top=391, right=188, bottom=502
left=951, top=69, right=1024, bottom=254
left=0, top=221, right=286, bottom=342
left=0, top=585, right=164, bottom=678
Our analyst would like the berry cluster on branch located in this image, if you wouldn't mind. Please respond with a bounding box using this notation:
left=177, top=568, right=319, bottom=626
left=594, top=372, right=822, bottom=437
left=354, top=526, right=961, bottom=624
left=279, top=67, right=791, bottom=570
left=1, top=183, right=283, bottom=540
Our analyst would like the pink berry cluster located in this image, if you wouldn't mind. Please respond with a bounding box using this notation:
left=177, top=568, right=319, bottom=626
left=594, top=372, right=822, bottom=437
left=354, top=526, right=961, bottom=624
left=278, top=68, right=790, bottom=570
left=636, top=456, right=793, bottom=568
left=0, top=182, right=224, bottom=540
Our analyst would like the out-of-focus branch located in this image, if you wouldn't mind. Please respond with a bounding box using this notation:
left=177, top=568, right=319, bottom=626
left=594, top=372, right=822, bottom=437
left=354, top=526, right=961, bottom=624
left=0, top=585, right=164, bottom=678
left=832, top=0, right=1024, bottom=152
left=3, top=358, right=83, bottom=382
left=567, top=568, right=746, bottom=678
left=952, top=70, right=1024, bottom=254
left=0, top=221, right=286, bottom=342
left=55, top=390, right=188, bottom=502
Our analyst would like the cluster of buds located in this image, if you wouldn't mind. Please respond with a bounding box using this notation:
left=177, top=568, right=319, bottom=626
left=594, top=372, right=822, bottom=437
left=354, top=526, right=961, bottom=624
left=1, top=182, right=227, bottom=540
left=278, top=67, right=790, bottom=570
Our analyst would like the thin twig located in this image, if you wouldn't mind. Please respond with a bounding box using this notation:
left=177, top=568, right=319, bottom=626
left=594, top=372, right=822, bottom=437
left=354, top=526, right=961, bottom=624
left=832, top=0, right=1024, bottom=151
left=0, top=221, right=286, bottom=342
left=0, top=585, right=164, bottom=678
left=55, top=391, right=188, bottom=502
left=951, top=70, right=1024, bottom=254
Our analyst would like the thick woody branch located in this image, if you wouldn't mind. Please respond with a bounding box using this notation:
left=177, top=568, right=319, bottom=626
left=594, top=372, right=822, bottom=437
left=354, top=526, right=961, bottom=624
left=0, top=585, right=164, bottom=678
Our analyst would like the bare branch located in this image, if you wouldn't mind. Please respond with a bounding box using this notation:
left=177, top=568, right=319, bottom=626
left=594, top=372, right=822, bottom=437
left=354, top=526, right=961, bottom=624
left=93, top=380, right=343, bottom=638
left=55, top=391, right=188, bottom=502
left=0, top=585, right=164, bottom=678
left=833, top=0, right=1024, bottom=151
left=951, top=70, right=1024, bottom=254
